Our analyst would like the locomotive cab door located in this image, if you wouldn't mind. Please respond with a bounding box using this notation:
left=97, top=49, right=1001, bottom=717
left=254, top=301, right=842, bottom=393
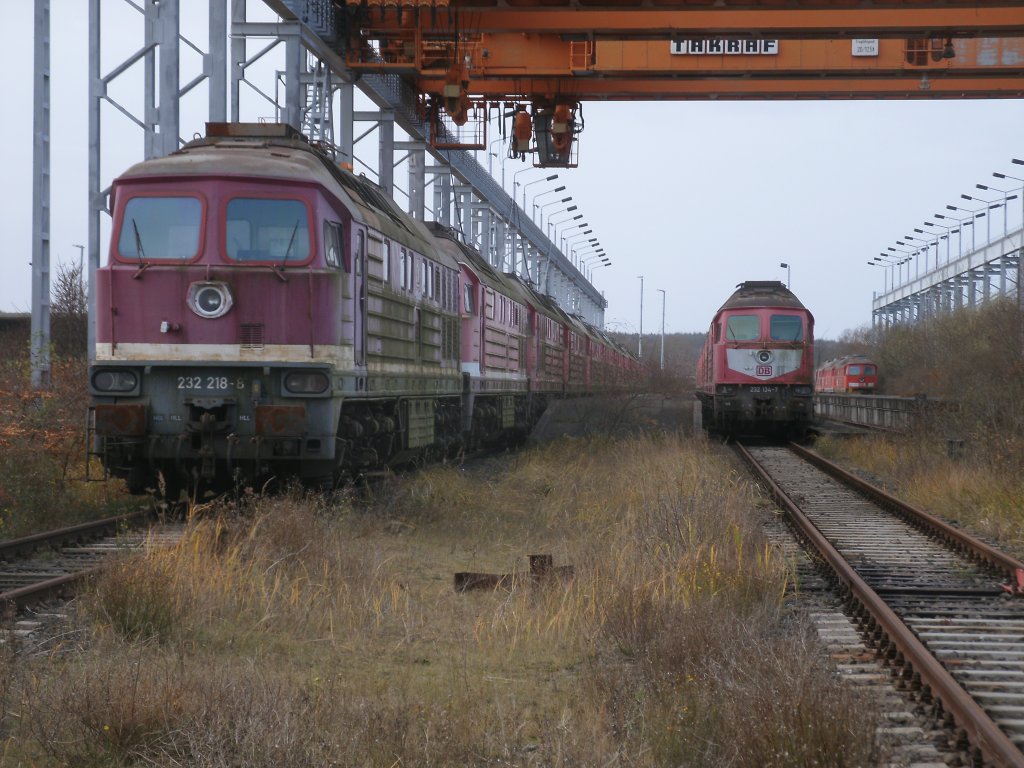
left=354, top=230, right=367, bottom=366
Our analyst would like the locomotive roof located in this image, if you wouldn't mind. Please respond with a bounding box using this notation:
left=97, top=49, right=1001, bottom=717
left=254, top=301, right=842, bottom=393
left=426, top=222, right=566, bottom=322
left=718, top=281, right=808, bottom=312
left=820, top=354, right=875, bottom=367
left=114, top=124, right=439, bottom=258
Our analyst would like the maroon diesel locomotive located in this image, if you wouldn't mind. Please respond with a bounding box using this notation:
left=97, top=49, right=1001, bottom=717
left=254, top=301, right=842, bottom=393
left=696, top=281, right=815, bottom=436
left=88, top=123, right=639, bottom=495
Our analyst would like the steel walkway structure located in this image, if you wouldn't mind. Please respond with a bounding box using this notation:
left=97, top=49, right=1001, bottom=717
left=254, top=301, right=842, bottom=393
left=872, top=228, right=1023, bottom=327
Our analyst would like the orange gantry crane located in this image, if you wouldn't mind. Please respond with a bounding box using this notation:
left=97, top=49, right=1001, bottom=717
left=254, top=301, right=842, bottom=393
left=327, top=1, right=1024, bottom=165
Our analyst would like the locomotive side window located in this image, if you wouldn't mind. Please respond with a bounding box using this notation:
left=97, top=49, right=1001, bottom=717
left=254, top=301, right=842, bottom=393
left=382, top=241, right=391, bottom=283
left=769, top=315, right=804, bottom=342
left=400, top=249, right=409, bottom=290
left=323, top=221, right=343, bottom=269
left=725, top=315, right=759, bottom=341
left=226, top=199, right=310, bottom=262
left=118, top=197, right=201, bottom=261
left=463, top=283, right=474, bottom=314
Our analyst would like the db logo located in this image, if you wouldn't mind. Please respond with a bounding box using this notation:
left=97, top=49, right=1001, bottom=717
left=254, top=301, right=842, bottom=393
left=756, top=364, right=773, bottom=377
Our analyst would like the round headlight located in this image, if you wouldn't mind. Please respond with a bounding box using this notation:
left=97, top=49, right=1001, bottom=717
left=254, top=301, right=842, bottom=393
left=284, top=371, right=330, bottom=394
left=188, top=282, right=233, bottom=319
left=756, top=350, right=773, bottom=364
left=93, top=369, right=138, bottom=392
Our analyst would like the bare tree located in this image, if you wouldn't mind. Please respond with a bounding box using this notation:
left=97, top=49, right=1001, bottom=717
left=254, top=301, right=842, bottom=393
left=51, top=262, right=87, bottom=357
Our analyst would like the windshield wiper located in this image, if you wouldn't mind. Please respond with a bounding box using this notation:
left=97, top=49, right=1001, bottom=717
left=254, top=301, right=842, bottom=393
left=280, top=219, right=300, bottom=268
left=131, top=218, right=146, bottom=259
left=266, top=219, right=301, bottom=282
left=130, top=218, right=150, bottom=279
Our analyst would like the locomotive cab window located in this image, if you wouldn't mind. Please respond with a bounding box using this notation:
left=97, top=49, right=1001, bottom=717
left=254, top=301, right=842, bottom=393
left=118, top=196, right=202, bottom=261
left=725, top=315, right=759, bottom=341
left=848, top=365, right=862, bottom=375
left=225, top=198, right=310, bottom=262
left=463, top=283, right=474, bottom=314
left=323, top=221, right=343, bottom=269
left=769, top=315, right=803, bottom=342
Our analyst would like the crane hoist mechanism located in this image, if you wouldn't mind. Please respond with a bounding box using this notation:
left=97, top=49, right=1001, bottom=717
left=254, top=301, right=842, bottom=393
left=426, top=93, right=583, bottom=167
left=510, top=108, right=532, bottom=161
left=502, top=102, right=581, bottom=168
left=442, top=56, right=472, bottom=126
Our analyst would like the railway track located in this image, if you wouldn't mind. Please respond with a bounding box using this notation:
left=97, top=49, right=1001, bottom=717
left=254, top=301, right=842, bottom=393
left=0, top=511, right=173, bottom=619
left=739, top=442, right=1024, bottom=768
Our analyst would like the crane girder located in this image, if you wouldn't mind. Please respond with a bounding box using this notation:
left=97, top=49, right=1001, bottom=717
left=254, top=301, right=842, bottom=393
left=347, top=34, right=1024, bottom=100
left=346, top=7, right=1024, bottom=40
left=265, top=0, right=1024, bottom=164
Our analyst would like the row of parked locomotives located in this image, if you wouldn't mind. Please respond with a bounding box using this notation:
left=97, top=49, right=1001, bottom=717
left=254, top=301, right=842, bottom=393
left=815, top=355, right=878, bottom=393
left=88, top=123, right=641, bottom=495
left=696, top=281, right=815, bottom=437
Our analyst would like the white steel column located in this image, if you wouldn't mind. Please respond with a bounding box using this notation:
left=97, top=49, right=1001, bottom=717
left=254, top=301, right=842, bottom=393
left=209, top=0, right=228, bottom=121
left=31, top=0, right=51, bottom=388
left=146, top=0, right=179, bottom=159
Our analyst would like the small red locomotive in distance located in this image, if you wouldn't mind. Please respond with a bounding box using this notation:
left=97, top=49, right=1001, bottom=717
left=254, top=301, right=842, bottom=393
left=696, top=281, right=815, bottom=436
left=815, top=355, right=878, bottom=394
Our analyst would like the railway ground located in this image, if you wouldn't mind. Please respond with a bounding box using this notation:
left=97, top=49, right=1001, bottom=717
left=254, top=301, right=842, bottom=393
left=0, top=409, right=884, bottom=767
left=4, top=392, right=1024, bottom=765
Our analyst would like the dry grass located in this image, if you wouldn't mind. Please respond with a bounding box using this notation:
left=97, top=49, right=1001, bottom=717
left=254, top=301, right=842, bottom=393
left=0, top=340, right=134, bottom=539
left=814, top=432, right=1024, bottom=553
left=1, top=433, right=877, bottom=766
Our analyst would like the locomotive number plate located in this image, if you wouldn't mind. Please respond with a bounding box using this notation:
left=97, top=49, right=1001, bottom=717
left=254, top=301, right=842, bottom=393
left=749, top=386, right=777, bottom=393
left=177, top=374, right=246, bottom=391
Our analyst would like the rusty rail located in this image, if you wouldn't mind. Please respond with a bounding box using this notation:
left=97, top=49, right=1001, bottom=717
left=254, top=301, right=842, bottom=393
left=0, top=510, right=149, bottom=561
left=737, top=442, right=1024, bottom=768
left=0, top=567, right=101, bottom=617
left=789, top=442, right=1024, bottom=582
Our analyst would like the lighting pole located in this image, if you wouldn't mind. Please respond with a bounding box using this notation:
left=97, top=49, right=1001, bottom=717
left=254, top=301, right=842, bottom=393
left=657, top=288, right=666, bottom=370
left=993, top=166, right=1024, bottom=232
left=531, top=185, right=567, bottom=221
left=911, top=228, right=941, bottom=270
left=538, top=197, right=572, bottom=230
left=566, top=233, right=595, bottom=263
left=945, top=206, right=986, bottom=252
left=550, top=209, right=581, bottom=243
left=901, top=235, right=929, bottom=278
left=637, top=275, right=644, bottom=358
left=561, top=226, right=591, bottom=253
left=965, top=191, right=1018, bottom=240
left=518, top=172, right=558, bottom=211
left=574, top=244, right=602, bottom=268
left=868, top=259, right=894, bottom=293
left=487, top=136, right=504, bottom=180
left=73, top=243, right=85, bottom=276
left=894, top=239, right=926, bottom=280
left=929, top=218, right=958, bottom=264
left=779, top=262, right=790, bottom=288
left=886, top=246, right=915, bottom=286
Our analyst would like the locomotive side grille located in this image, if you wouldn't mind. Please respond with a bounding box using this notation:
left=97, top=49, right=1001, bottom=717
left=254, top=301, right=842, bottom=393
left=240, top=323, right=265, bottom=349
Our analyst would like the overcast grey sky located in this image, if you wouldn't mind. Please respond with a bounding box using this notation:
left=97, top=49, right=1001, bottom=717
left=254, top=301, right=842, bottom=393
left=3, top=3, right=1023, bottom=341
